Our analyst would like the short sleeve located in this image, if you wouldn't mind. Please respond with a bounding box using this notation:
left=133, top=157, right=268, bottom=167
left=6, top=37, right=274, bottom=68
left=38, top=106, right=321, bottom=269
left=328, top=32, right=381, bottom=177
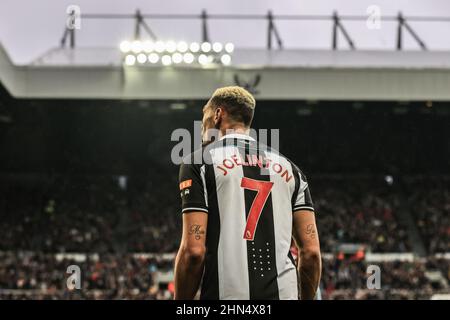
left=179, top=162, right=208, bottom=214
left=293, top=171, right=314, bottom=212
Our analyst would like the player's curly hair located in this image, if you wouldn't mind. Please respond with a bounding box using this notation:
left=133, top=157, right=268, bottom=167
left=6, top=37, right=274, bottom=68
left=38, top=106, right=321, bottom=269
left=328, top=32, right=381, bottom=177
left=207, top=86, right=256, bottom=127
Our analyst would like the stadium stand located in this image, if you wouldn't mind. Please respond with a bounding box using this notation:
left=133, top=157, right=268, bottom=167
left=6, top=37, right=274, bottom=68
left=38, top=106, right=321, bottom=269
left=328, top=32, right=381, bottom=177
left=0, top=24, right=449, bottom=298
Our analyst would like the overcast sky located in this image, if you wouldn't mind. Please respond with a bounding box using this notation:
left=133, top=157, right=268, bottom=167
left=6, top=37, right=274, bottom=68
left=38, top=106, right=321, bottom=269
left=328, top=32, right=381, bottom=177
left=1, top=0, right=450, bottom=64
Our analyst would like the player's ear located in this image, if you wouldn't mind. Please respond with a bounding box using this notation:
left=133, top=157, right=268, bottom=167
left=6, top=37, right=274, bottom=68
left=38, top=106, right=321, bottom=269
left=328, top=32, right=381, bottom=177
left=214, top=107, right=223, bottom=125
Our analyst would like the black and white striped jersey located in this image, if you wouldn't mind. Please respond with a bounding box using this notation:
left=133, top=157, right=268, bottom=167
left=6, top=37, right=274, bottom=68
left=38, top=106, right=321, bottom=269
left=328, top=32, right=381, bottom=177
left=178, top=133, right=314, bottom=300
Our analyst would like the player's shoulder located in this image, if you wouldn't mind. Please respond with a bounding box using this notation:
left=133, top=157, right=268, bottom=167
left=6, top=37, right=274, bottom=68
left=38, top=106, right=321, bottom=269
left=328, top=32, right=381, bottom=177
left=180, top=148, right=204, bottom=167
left=264, top=146, right=308, bottom=179
left=286, top=157, right=309, bottom=180
left=285, top=157, right=301, bottom=174
left=260, top=143, right=301, bottom=171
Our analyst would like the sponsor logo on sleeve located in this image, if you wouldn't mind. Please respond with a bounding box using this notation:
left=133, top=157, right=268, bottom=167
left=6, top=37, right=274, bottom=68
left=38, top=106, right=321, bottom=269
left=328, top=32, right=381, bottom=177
left=179, top=179, right=192, bottom=190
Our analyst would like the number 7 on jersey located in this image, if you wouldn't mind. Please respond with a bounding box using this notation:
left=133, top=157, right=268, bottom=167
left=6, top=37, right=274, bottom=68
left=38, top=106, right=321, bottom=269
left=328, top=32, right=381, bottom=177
left=240, top=177, right=274, bottom=241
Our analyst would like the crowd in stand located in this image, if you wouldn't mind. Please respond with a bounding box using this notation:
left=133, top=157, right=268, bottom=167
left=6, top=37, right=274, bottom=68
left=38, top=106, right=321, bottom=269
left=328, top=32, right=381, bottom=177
left=0, top=174, right=449, bottom=299
left=3, top=175, right=443, bottom=254
left=404, top=176, right=450, bottom=253
left=0, top=252, right=169, bottom=300
left=312, top=178, right=411, bottom=253
left=0, top=173, right=181, bottom=253
left=321, top=257, right=448, bottom=300
left=0, top=251, right=448, bottom=300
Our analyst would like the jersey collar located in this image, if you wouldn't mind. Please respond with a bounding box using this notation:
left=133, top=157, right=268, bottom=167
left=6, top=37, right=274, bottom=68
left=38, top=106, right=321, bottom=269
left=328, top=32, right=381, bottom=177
left=219, top=133, right=256, bottom=141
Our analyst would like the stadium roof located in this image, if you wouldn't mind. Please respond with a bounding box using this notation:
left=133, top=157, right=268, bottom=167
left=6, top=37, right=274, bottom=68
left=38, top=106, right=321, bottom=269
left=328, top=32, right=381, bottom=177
left=2, top=43, right=450, bottom=100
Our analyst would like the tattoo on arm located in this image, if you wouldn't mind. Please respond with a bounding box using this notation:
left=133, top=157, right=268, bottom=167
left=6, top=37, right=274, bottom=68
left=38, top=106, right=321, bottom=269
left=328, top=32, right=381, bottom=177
left=188, top=225, right=205, bottom=240
left=305, top=223, right=316, bottom=241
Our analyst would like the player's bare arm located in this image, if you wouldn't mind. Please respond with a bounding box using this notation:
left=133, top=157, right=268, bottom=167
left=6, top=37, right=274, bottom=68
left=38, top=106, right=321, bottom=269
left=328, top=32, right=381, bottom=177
left=174, top=212, right=208, bottom=300
left=292, top=210, right=321, bottom=300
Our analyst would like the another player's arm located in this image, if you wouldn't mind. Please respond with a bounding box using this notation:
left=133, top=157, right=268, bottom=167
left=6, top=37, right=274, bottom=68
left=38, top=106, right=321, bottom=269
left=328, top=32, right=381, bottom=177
left=292, top=210, right=321, bottom=300
left=174, top=211, right=207, bottom=300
